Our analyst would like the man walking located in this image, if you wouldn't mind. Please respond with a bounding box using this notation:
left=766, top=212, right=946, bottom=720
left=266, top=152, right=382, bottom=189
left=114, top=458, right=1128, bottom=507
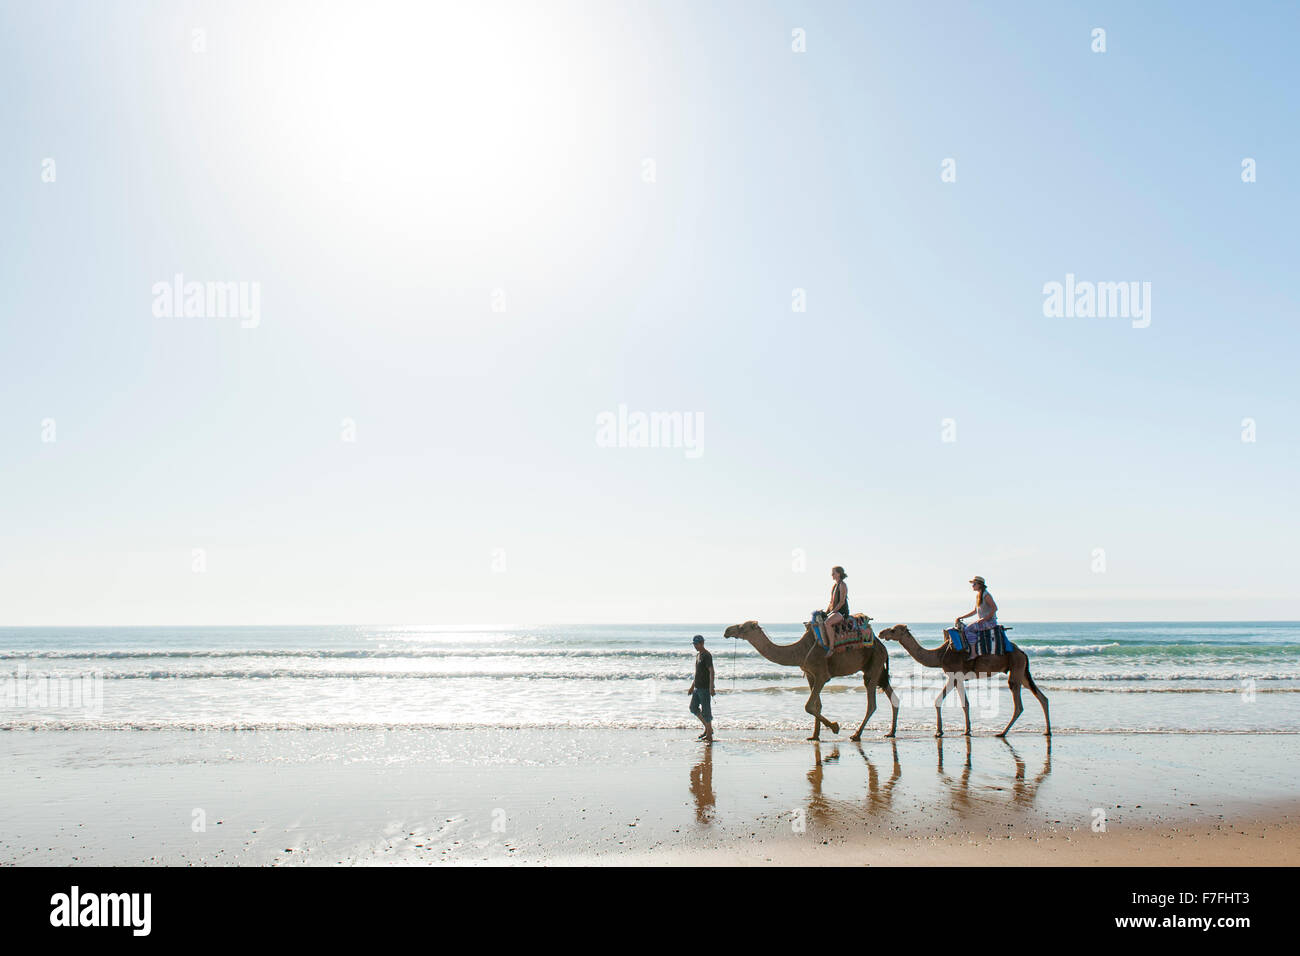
left=688, top=634, right=715, bottom=741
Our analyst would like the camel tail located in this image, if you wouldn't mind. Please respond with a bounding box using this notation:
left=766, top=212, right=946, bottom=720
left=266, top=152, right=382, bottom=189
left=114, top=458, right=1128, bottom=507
left=1022, top=663, right=1044, bottom=697
left=881, top=653, right=900, bottom=704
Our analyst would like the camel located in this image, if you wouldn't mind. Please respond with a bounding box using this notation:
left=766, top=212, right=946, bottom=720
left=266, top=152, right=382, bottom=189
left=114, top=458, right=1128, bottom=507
left=723, top=620, right=899, bottom=741
left=878, top=624, right=1050, bottom=737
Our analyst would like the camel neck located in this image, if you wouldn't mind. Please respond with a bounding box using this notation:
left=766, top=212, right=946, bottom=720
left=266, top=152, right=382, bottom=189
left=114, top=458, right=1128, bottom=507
left=745, top=626, right=812, bottom=668
left=896, top=629, right=946, bottom=668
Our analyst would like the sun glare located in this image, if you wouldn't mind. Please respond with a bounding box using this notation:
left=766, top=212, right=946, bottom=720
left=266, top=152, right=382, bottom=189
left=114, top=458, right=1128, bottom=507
left=229, top=3, right=607, bottom=277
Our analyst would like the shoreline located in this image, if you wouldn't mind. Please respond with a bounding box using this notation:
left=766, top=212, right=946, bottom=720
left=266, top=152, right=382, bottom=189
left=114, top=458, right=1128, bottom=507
left=1, top=728, right=1295, bottom=866
left=565, top=810, right=1300, bottom=867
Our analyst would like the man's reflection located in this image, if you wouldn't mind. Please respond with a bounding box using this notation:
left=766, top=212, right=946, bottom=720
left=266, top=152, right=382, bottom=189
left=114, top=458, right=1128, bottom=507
left=689, top=743, right=715, bottom=825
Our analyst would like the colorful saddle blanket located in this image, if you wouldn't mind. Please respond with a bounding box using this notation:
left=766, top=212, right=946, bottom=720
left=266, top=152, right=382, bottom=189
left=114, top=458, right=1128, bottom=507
left=945, top=624, right=1014, bottom=656
left=810, top=611, right=874, bottom=652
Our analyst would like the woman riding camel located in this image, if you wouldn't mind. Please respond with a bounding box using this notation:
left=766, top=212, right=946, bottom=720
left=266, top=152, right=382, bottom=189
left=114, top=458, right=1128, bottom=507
left=822, top=566, right=850, bottom=658
left=956, top=575, right=997, bottom=660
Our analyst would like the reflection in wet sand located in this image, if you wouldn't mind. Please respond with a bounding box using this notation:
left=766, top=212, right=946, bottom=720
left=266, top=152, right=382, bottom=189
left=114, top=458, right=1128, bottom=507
left=863, top=740, right=903, bottom=813
left=688, top=744, right=715, bottom=825
left=806, top=743, right=837, bottom=823
left=936, top=736, right=974, bottom=815
left=1006, top=738, right=1052, bottom=808
left=935, top=736, right=1053, bottom=816
left=805, top=740, right=903, bottom=823
left=795, top=737, right=1055, bottom=829
left=685, top=737, right=1054, bottom=837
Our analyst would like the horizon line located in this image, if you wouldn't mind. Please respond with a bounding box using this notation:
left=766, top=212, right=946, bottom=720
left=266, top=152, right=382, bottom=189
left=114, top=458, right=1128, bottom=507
left=2, top=619, right=1298, bottom=628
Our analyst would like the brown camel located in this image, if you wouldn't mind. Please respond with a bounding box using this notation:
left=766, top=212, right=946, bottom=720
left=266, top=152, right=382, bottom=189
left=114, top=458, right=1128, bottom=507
left=878, top=624, right=1050, bottom=737
left=723, top=620, right=899, bottom=741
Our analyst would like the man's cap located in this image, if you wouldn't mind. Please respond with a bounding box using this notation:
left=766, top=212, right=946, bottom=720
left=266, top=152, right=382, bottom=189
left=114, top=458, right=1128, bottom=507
left=692, top=635, right=705, bottom=644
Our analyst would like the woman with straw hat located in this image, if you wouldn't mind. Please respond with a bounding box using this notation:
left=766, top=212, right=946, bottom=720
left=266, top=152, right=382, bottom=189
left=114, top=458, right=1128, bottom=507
left=955, top=575, right=998, bottom=660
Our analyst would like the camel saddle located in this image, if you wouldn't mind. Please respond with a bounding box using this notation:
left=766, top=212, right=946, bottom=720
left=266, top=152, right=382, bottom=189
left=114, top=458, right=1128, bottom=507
left=810, top=611, right=874, bottom=653
left=945, top=624, right=1014, bottom=655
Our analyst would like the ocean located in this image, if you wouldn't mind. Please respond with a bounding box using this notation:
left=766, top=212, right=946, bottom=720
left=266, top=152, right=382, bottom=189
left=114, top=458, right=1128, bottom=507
left=2, top=622, right=1297, bottom=734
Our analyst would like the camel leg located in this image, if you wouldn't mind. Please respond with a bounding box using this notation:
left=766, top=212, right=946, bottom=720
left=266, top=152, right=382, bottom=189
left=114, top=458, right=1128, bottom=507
left=805, top=678, right=839, bottom=741
left=998, top=678, right=1024, bottom=737
left=851, top=657, right=893, bottom=741
left=934, top=674, right=956, bottom=737
left=956, top=673, right=972, bottom=736
left=851, top=680, right=876, bottom=741
left=1023, top=665, right=1051, bottom=736
left=806, top=675, right=821, bottom=741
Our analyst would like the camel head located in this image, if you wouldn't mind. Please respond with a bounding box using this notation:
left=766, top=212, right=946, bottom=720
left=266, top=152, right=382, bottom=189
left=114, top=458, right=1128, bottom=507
left=877, top=624, right=912, bottom=643
left=723, top=621, right=760, bottom=641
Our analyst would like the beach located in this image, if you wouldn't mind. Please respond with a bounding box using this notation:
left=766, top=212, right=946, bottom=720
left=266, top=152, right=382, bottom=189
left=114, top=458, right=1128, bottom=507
left=2, top=622, right=1297, bottom=866
left=2, top=728, right=1295, bottom=866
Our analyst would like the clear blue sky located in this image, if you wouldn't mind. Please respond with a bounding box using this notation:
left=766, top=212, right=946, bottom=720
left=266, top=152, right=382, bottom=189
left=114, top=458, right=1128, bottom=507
left=2, top=0, right=1297, bottom=625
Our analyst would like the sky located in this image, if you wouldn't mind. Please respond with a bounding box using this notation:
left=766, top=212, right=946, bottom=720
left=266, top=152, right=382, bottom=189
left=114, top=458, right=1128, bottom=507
left=1, top=0, right=1297, bottom=625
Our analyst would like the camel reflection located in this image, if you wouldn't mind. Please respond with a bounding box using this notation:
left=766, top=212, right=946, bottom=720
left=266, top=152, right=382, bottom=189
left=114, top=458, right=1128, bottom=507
left=688, top=744, right=715, bottom=825
left=864, top=741, right=902, bottom=813
left=805, top=739, right=902, bottom=824
left=792, top=737, right=1051, bottom=826
left=935, top=736, right=975, bottom=814
left=935, top=737, right=1052, bottom=816
left=1006, top=738, right=1052, bottom=808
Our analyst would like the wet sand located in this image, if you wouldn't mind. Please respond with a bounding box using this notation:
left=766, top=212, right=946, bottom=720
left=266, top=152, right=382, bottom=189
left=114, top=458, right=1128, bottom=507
left=1, top=729, right=1295, bottom=865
